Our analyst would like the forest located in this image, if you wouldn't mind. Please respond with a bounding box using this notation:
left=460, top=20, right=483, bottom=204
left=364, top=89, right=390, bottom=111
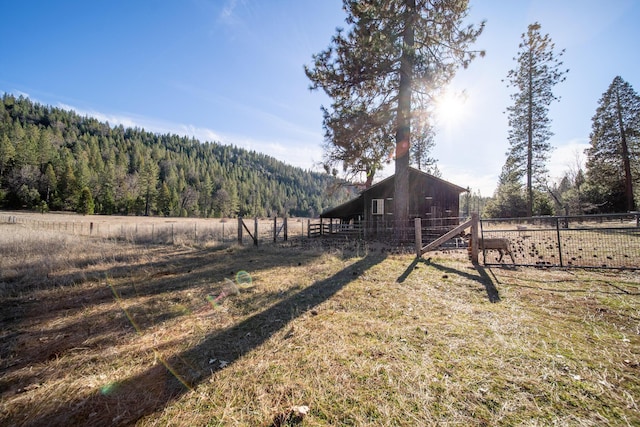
left=0, top=94, right=356, bottom=217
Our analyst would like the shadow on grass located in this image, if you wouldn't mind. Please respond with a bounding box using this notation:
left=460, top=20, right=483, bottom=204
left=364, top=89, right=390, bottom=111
left=1, top=244, right=325, bottom=412
left=25, top=251, right=387, bottom=426
left=397, top=256, right=500, bottom=303
left=492, top=272, right=640, bottom=296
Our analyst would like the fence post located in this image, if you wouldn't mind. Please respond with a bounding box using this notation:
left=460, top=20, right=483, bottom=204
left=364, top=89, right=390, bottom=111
left=556, top=217, right=563, bottom=267
left=254, top=217, right=259, bottom=246
left=414, top=217, right=422, bottom=258
left=274, top=217, right=277, bottom=243
left=238, top=217, right=243, bottom=245
left=284, top=217, right=288, bottom=241
left=471, top=213, right=479, bottom=264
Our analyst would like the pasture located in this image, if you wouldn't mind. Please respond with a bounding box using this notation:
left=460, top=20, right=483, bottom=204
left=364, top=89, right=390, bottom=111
left=1, top=213, right=639, bottom=426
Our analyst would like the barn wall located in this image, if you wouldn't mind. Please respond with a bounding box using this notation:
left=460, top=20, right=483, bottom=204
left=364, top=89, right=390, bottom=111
left=362, top=173, right=462, bottom=230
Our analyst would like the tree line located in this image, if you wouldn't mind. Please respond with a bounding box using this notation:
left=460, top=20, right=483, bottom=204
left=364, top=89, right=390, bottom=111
left=0, top=94, right=355, bottom=217
left=306, top=0, right=639, bottom=220
left=487, top=24, right=640, bottom=218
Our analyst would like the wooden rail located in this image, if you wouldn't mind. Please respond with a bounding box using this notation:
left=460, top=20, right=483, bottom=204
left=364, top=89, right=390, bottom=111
left=415, top=213, right=479, bottom=263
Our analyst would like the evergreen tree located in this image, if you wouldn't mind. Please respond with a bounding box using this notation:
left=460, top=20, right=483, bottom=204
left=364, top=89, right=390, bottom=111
left=306, top=0, right=484, bottom=235
left=585, top=76, right=640, bottom=212
left=59, top=159, right=78, bottom=210
left=42, top=163, right=57, bottom=205
left=486, top=164, right=528, bottom=218
left=410, top=119, right=437, bottom=174
left=77, top=186, right=95, bottom=215
left=0, top=134, right=15, bottom=180
left=139, top=160, right=159, bottom=216
left=157, top=182, right=172, bottom=217
left=503, top=22, right=568, bottom=217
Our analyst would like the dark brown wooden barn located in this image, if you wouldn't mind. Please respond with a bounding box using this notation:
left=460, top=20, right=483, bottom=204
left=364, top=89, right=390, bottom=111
left=320, top=167, right=467, bottom=237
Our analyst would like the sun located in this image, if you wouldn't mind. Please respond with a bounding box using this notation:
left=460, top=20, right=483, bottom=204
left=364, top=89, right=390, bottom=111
left=435, top=89, right=468, bottom=127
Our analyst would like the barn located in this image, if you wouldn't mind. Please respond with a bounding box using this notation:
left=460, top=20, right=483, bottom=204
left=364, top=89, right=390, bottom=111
left=320, top=167, right=467, bottom=238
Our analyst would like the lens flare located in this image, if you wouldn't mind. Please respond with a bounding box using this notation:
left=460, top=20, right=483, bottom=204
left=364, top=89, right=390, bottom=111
left=100, top=382, right=119, bottom=395
left=235, top=270, right=252, bottom=288
left=207, top=278, right=239, bottom=309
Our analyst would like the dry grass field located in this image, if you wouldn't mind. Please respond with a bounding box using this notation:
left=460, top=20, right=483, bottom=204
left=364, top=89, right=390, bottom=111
left=1, top=214, right=640, bottom=426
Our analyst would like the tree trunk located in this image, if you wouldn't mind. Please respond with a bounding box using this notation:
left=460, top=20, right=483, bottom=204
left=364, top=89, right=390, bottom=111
left=394, top=0, right=415, bottom=241
left=526, top=49, right=534, bottom=217
left=615, top=86, right=635, bottom=211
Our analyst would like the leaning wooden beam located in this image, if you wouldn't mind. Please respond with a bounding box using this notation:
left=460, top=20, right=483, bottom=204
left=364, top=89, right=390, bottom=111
left=419, top=217, right=474, bottom=256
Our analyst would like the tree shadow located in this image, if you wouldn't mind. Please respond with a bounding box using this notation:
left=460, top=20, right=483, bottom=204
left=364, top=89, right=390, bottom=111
left=492, top=272, right=640, bottom=296
left=397, top=257, right=500, bottom=303
left=1, top=245, right=324, bottom=411
left=22, top=252, right=388, bottom=426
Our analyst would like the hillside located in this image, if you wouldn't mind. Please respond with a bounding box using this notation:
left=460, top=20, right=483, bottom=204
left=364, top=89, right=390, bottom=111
left=0, top=94, right=355, bottom=217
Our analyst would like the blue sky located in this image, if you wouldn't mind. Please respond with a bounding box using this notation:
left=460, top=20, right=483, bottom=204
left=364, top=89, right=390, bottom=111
left=1, top=0, right=638, bottom=196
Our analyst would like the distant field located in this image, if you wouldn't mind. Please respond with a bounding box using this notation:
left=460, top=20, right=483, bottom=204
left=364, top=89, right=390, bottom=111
left=1, top=218, right=639, bottom=426
left=0, top=211, right=310, bottom=246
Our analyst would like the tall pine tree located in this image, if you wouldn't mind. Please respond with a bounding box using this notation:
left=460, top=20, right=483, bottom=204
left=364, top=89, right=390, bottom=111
left=503, top=22, right=568, bottom=217
left=306, top=0, right=484, bottom=236
left=585, top=76, right=640, bottom=212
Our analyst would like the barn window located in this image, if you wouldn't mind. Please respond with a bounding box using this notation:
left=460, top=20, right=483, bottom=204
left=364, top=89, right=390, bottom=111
left=371, top=199, right=384, bottom=215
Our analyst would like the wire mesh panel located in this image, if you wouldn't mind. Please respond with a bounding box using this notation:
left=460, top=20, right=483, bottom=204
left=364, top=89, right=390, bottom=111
left=480, top=214, right=640, bottom=269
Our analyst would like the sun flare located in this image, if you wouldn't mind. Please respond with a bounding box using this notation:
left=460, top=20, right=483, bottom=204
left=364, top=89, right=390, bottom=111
left=435, top=90, right=468, bottom=127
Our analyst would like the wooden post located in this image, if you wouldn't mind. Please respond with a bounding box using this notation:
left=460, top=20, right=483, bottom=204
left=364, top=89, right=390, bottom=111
left=254, top=217, right=258, bottom=246
left=238, top=216, right=243, bottom=245
left=90, top=222, right=94, bottom=236
left=273, top=216, right=277, bottom=242
left=284, top=217, right=288, bottom=241
left=471, top=212, right=479, bottom=264
left=414, top=217, right=422, bottom=258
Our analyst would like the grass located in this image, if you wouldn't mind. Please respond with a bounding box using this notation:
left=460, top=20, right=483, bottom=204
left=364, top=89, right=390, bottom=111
left=1, top=218, right=639, bottom=426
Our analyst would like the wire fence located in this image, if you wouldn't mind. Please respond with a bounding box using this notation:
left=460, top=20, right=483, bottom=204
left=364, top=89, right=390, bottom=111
left=314, top=216, right=466, bottom=246
left=4, top=212, right=639, bottom=268
left=480, top=213, right=640, bottom=269
left=0, top=213, right=310, bottom=246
